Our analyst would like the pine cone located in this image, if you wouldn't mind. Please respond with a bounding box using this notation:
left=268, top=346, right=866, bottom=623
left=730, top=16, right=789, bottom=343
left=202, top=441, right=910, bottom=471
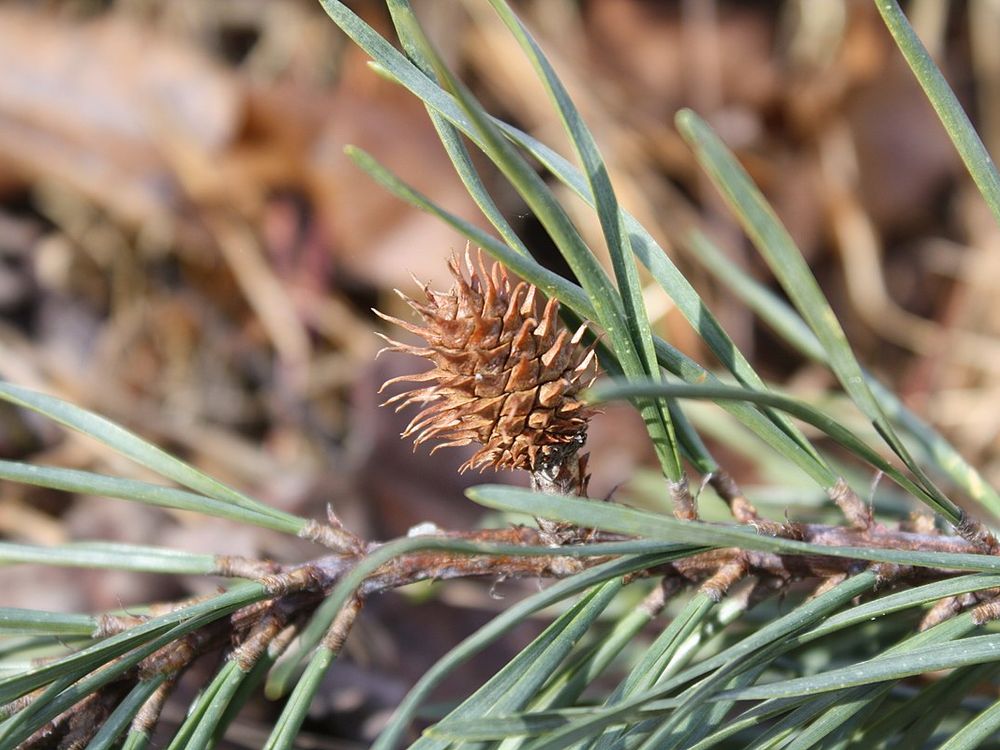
left=375, top=251, right=597, bottom=475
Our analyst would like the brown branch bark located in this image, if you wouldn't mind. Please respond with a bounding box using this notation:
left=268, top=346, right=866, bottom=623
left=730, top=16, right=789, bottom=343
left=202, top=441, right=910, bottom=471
left=8, top=511, right=1000, bottom=747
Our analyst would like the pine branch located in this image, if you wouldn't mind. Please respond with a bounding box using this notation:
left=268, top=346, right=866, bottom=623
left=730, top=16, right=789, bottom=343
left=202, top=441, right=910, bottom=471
left=6, top=496, right=998, bottom=747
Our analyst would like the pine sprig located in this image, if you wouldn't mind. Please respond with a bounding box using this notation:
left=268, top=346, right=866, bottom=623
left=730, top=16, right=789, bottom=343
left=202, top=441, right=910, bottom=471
left=1, top=1, right=1000, bottom=748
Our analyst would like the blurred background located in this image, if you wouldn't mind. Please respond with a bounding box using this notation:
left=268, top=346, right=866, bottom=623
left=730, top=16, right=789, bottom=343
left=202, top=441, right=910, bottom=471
left=2, top=0, right=999, bottom=745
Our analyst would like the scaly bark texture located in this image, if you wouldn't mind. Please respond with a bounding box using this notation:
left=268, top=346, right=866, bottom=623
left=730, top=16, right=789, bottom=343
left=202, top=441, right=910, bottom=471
left=376, top=250, right=597, bottom=475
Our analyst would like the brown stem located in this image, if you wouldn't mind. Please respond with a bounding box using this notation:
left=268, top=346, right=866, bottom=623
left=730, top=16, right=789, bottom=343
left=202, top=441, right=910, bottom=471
left=212, top=555, right=283, bottom=580
left=322, top=596, right=363, bottom=653
left=700, top=553, right=750, bottom=602
left=829, top=478, right=873, bottom=531
left=972, top=595, right=1000, bottom=625
left=132, top=677, right=176, bottom=737
left=22, top=683, right=129, bottom=749
left=232, top=608, right=290, bottom=672
left=669, top=475, right=698, bottom=521
left=15, top=510, right=1000, bottom=744
left=956, top=511, right=999, bottom=554
left=709, top=470, right=759, bottom=523
left=531, top=448, right=591, bottom=545
left=709, top=470, right=794, bottom=536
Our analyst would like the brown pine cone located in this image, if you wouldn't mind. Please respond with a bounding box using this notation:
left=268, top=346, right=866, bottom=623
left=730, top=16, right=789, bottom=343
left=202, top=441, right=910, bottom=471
left=375, top=250, right=598, bottom=476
